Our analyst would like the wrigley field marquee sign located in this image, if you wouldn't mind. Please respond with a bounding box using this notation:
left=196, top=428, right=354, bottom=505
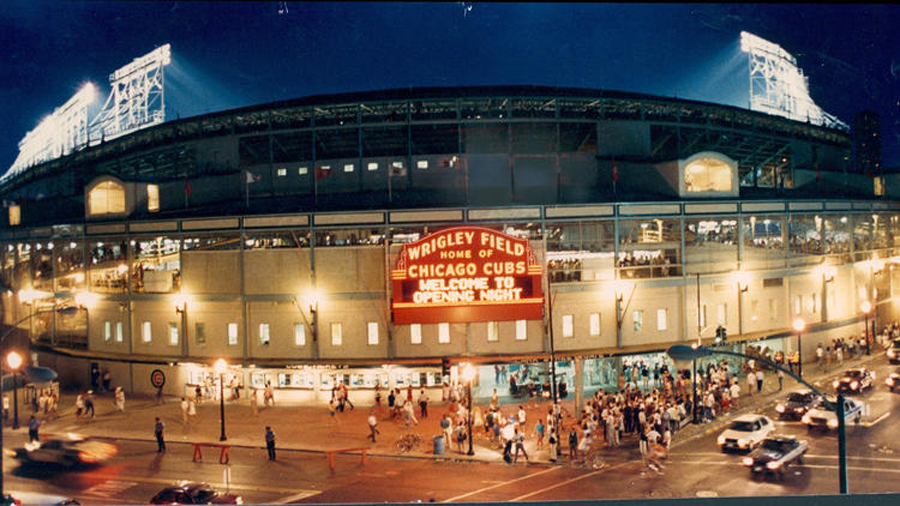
left=391, top=226, right=543, bottom=324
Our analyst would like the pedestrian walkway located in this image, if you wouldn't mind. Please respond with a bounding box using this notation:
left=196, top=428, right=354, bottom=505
left=2, top=350, right=884, bottom=468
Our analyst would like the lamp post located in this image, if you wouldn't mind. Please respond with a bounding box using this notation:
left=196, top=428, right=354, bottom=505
left=6, top=351, right=22, bottom=430
left=214, top=358, right=227, bottom=441
left=666, top=344, right=849, bottom=494
left=792, top=317, right=806, bottom=379
left=461, top=363, right=475, bottom=456
left=861, top=300, right=872, bottom=355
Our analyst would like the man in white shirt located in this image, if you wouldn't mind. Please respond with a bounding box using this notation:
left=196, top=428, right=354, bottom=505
left=746, top=371, right=756, bottom=396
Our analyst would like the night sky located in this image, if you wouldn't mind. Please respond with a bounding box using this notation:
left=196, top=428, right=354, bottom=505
left=2, top=2, right=899, bottom=173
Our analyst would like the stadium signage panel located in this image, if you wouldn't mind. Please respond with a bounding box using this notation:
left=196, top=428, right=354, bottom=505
left=392, top=226, right=543, bottom=324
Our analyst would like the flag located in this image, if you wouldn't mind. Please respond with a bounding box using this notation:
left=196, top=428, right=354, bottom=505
left=245, top=171, right=261, bottom=184
left=315, top=166, right=333, bottom=180
left=184, top=180, right=193, bottom=197
left=612, top=161, right=619, bottom=182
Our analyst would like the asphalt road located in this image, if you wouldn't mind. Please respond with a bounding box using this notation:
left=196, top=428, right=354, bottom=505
left=3, top=356, right=898, bottom=504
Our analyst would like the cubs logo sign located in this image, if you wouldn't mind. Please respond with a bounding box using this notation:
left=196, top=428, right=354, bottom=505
left=391, top=227, right=543, bottom=324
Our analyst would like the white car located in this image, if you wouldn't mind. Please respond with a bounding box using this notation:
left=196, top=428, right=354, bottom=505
left=717, top=414, right=775, bottom=452
left=802, top=397, right=868, bottom=430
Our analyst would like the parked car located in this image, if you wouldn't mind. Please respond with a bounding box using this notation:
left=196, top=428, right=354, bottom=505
left=14, top=434, right=117, bottom=468
left=716, top=414, right=775, bottom=452
left=886, top=338, right=900, bottom=364
left=886, top=368, right=900, bottom=392
left=774, top=390, right=822, bottom=420
left=1, top=492, right=79, bottom=506
left=149, top=483, right=242, bottom=505
left=833, top=367, right=875, bottom=394
left=741, top=434, right=808, bottom=478
left=803, top=397, right=868, bottom=430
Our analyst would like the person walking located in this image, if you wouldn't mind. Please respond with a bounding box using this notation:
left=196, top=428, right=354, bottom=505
left=250, top=388, right=259, bottom=415
left=154, top=417, right=166, bottom=453
left=28, top=415, right=40, bottom=443
left=568, top=428, right=578, bottom=460
left=84, top=391, right=95, bottom=419
left=418, top=389, right=429, bottom=418
left=535, top=419, right=545, bottom=450
left=181, top=397, right=189, bottom=426
left=188, top=397, right=197, bottom=422
left=777, top=370, right=784, bottom=391
left=328, top=398, right=341, bottom=426
left=816, top=344, right=824, bottom=370
left=513, top=426, right=530, bottom=463
left=367, top=413, right=380, bottom=442
left=755, top=369, right=764, bottom=393
left=75, top=394, right=85, bottom=421
left=265, top=426, right=276, bottom=461
left=115, top=386, right=125, bottom=412
left=548, top=429, right=558, bottom=462
left=746, top=370, right=756, bottom=397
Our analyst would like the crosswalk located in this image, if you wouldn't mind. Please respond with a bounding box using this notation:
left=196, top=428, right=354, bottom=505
left=81, top=480, right=140, bottom=498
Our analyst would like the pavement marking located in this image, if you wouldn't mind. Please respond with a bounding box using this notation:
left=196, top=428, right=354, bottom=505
left=861, top=411, right=891, bottom=427
left=510, top=461, right=635, bottom=502
left=274, top=491, right=323, bottom=503
left=676, top=459, right=900, bottom=474
left=86, top=472, right=319, bottom=495
left=81, top=480, right=140, bottom=498
left=442, top=466, right=561, bottom=502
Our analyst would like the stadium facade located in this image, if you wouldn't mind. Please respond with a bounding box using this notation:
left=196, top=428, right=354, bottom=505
left=1, top=86, right=898, bottom=404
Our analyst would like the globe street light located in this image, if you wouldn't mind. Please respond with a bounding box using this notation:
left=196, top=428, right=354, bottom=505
left=461, top=363, right=476, bottom=456
left=792, top=317, right=806, bottom=379
left=860, top=300, right=872, bottom=355
left=6, top=351, right=22, bottom=430
left=666, top=344, right=849, bottom=494
left=213, top=358, right=228, bottom=441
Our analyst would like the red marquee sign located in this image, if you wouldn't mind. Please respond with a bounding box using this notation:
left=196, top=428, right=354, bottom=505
left=391, top=226, right=543, bottom=324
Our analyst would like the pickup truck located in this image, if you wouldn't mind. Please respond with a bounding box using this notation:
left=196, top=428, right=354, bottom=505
left=802, top=397, right=868, bottom=430
left=741, top=434, right=808, bottom=479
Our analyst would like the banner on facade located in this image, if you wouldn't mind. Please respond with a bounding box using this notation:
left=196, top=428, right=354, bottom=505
left=391, top=226, right=543, bottom=324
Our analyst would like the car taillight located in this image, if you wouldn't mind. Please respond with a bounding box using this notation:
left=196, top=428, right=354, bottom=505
left=79, top=451, right=99, bottom=463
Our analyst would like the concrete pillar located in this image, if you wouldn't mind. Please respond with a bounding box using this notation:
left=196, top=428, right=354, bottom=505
left=574, top=357, right=584, bottom=421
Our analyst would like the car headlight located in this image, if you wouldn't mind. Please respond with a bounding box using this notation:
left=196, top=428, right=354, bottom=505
left=717, top=435, right=726, bottom=445
left=851, top=381, right=859, bottom=390
left=888, top=350, right=896, bottom=358
left=828, top=419, right=838, bottom=428
left=888, top=378, right=896, bottom=386
left=802, top=415, right=811, bottom=424
left=742, top=457, right=754, bottom=466
left=776, top=404, right=785, bottom=413
left=766, top=461, right=782, bottom=470
left=833, top=381, right=840, bottom=388
left=795, top=407, right=805, bottom=412
left=738, top=438, right=749, bottom=448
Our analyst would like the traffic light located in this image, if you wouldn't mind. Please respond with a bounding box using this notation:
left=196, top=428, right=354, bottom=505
left=715, top=326, right=727, bottom=343
left=441, top=357, right=451, bottom=377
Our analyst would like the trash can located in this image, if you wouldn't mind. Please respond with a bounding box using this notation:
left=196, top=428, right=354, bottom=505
left=433, top=435, right=445, bottom=455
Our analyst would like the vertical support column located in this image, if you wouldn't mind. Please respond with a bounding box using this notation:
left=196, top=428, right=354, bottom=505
left=573, top=356, right=583, bottom=422
left=310, top=225, right=319, bottom=361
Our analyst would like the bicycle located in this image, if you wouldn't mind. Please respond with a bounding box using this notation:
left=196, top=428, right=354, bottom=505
left=392, top=432, right=423, bottom=453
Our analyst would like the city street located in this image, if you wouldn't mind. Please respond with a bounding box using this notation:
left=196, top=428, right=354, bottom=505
left=2, top=353, right=899, bottom=503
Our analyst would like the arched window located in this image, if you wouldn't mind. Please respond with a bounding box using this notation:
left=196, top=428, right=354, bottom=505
left=684, top=157, right=733, bottom=193
left=88, top=180, right=126, bottom=216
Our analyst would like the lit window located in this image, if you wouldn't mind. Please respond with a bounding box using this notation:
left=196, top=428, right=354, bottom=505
left=277, top=167, right=287, bottom=177
left=410, top=324, right=422, bottom=344
left=562, top=315, right=573, bottom=337
left=195, top=322, right=206, bottom=344
left=88, top=180, right=126, bottom=215
left=700, top=304, right=707, bottom=328
left=795, top=295, right=802, bottom=315
left=320, top=165, right=331, bottom=172
left=487, top=321, right=499, bottom=342
left=367, top=162, right=379, bottom=171
left=392, top=161, right=404, bottom=170
left=810, top=293, right=818, bottom=313
left=293, top=323, right=306, bottom=346
left=657, top=309, right=668, bottom=331
left=115, top=322, right=123, bottom=343
left=417, top=160, right=428, bottom=170
left=515, top=320, right=527, bottom=341
left=589, top=313, right=601, bottom=336
left=104, top=321, right=112, bottom=342
left=343, top=163, right=354, bottom=173
left=717, top=304, right=728, bottom=325
left=8, top=205, right=20, bottom=226
left=142, top=321, right=152, bottom=343
left=368, top=322, right=378, bottom=345
left=227, top=323, right=239, bottom=345
left=633, top=310, right=643, bottom=332
left=147, top=184, right=159, bottom=212
left=438, top=323, right=450, bottom=344
left=299, top=167, right=308, bottom=175
left=259, top=323, right=270, bottom=345
left=168, top=322, right=179, bottom=346
left=684, top=157, right=733, bottom=193
left=331, top=323, right=343, bottom=346
left=750, top=299, right=759, bottom=322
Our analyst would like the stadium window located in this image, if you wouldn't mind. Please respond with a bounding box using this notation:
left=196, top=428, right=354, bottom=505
left=331, top=323, right=343, bottom=346
left=277, top=167, right=287, bottom=177
left=717, top=304, right=727, bottom=325
left=367, top=162, right=379, bottom=171
left=684, top=156, right=733, bottom=193
left=147, top=184, right=160, bottom=212
left=410, top=324, right=422, bottom=344
left=633, top=310, right=644, bottom=332
left=227, top=323, right=239, bottom=345
left=794, top=295, right=802, bottom=315
left=294, top=323, right=306, bottom=346
left=515, top=320, right=527, bottom=341
left=88, top=180, right=126, bottom=216
left=368, top=322, right=378, bottom=345
left=487, top=321, right=499, bottom=342
left=104, top=321, right=112, bottom=342
left=259, top=323, right=270, bottom=345
left=168, top=322, right=179, bottom=346
left=8, top=205, right=20, bottom=226
left=562, top=315, right=573, bottom=337
left=438, top=323, right=450, bottom=344
left=299, top=166, right=308, bottom=175
left=416, top=160, right=429, bottom=170
left=750, top=299, right=759, bottom=321
left=195, top=322, right=206, bottom=344
left=116, top=322, right=123, bottom=342
left=589, top=313, right=601, bottom=336
left=343, top=163, right=354, bottom=173
left=142, top=321, right=152, bottom=343
left=657, top=309, right=668, bottom=331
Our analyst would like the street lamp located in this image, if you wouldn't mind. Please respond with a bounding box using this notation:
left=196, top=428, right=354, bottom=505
left=214, top=358, right=227, bottom=441
left=6, top=351, right=22, bottom=430
left=666, top=344, right=849, bottom=494
left=861, top=300, right=872, bottom=355
left=792, top=317, right=806, bottom=379
left=461, top=363, right=475, bottom=456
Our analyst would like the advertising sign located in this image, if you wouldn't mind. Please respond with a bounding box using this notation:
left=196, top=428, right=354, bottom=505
left=392, top=227, right=543, bottom=324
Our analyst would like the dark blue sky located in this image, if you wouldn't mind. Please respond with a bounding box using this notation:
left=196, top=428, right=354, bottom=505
left=2, top=2, right=898, bottom=171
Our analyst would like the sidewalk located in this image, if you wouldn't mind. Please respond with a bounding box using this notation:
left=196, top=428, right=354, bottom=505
left=4, top=350, right=884, bottom=468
